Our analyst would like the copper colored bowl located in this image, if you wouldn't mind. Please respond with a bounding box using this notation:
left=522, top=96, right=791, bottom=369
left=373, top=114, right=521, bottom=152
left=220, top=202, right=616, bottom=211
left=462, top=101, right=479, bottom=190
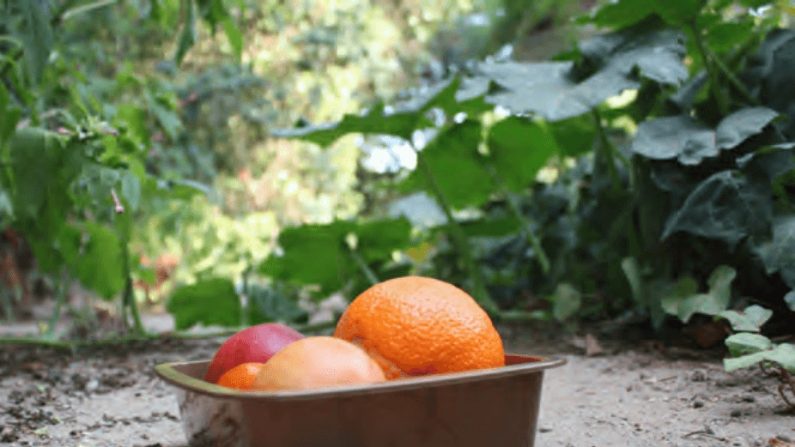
left=155, top=354, right=565, bottom=447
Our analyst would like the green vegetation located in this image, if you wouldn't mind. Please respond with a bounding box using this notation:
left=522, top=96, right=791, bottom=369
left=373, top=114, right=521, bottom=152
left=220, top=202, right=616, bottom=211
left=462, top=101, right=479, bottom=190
left=1, top=0, right=793, bottom=384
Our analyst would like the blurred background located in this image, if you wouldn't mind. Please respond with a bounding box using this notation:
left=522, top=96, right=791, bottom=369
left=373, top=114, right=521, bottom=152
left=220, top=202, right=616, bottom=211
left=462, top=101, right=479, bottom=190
left=2, top=0, right=794, bottom=347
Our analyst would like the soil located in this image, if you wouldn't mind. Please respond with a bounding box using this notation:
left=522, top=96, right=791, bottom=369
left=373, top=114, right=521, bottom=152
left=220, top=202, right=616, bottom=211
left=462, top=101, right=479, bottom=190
left=0, top=318, right=793, bottom=447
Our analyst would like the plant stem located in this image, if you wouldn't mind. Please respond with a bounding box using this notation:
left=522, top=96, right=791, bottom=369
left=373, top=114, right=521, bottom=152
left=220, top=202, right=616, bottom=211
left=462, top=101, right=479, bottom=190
left=348, top=247, right=379, bottom=286
left=506, top=192, right=550, bottom=273
left=46, top=270, right=69, bottom=338
left=592, top=109, right=621, bottom=190
left=689, top=22, right=729, bottom=115
left=705, top=46, right=757, bottom=105
left=121, top=241, right=145, bottom=335
left=414, top=146, right=498, bottom=313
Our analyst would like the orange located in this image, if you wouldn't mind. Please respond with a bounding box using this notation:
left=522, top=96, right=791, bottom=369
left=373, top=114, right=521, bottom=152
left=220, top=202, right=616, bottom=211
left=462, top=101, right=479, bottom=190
left=216, top=362, right=265, bottom=390
left=334, top=276, right=505, bottom=379
left=250, top=336, right=386, bottom=391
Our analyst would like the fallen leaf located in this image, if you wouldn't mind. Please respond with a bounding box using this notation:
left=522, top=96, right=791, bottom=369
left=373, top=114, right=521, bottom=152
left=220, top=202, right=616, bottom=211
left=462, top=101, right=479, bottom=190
left=585, top=333, right=604, bottom=357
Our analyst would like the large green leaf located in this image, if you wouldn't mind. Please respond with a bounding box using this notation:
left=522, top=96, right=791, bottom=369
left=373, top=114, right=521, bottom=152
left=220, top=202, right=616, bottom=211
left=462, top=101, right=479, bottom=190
left=718, top=305, right=773, bottom=332
left=260, top=222, right=354, bottom=293
left=402, top=121, right=494, bottom=209
left=273, top=77, right=486, bottom=147
left=736, top=143, right=795, bottom=180
left=474, top=27, right=685, bottom=121
left=0, top=89, right=21, bottom=148
left=353, top=218, right=412, bottom=262
left=19, top=0, right=54, bottom=83
left=724, top=342, right=795, bottom=372
left=633, top=108, right=778, bottom=165
left=547, top=115, right=596, bottom=156
left=653, top=0, right=702, bottom=25
left=551, top=283, right=581, bottom=322
left=662, top=171, right=771, bottom=245
left=588, top=0, right=704, bottom=28
left=7, top=128, right=66, bottom=219
left=74, top=223, right=126, bottom=300
left=661, top=266, right=735, bottom=322
left=589, top=0, right=655, bottom=29
left=785, top=290, right=795, bottom=311
left=175, top=0, right=197, bottom=64
left=754, top=215, right=795, bottom=288
left=765, top=343, right=795, bottom=371
left=744, top=30, right=795, bottom=139
left=725, top=332, right=773, bottom=356
left=167, top=278, right=242, bottom=330
left=715, top=107, right=779, bottom=150
left=487, top=117, right=558, bottom=191
left=247, top=285, right=306, bottom=324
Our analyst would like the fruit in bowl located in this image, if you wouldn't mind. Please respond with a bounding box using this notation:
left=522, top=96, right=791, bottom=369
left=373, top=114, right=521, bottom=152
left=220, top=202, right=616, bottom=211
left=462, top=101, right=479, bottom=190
left=204, top=323, right=304, bottom=383
left=251, top=336, right=386, bottom=391
left=334, top=276, right=504, bottom=379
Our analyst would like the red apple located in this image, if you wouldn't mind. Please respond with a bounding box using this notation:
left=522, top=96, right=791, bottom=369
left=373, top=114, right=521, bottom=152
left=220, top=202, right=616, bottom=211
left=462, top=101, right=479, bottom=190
left=204, top=323, right=304, bottom=383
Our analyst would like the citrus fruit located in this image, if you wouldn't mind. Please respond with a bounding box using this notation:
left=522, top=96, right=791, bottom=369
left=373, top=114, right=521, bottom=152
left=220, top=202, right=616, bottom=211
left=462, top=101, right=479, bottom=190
left=216, top=362, right=265, bottom=390
left=334, top=276, right=505, bottom=379
left=250, top=336, right=386, bottom=391
left=204, top=323, right=304, bottom=383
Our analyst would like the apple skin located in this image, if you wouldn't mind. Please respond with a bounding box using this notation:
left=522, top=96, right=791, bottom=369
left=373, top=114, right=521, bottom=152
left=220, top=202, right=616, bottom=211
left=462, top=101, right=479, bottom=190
left=204, top=323, right=304, bottom=383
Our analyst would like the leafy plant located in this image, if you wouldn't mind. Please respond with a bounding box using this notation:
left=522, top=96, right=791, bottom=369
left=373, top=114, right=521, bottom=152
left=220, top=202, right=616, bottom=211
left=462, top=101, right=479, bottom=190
left=269, top=0, right=795, bottom=343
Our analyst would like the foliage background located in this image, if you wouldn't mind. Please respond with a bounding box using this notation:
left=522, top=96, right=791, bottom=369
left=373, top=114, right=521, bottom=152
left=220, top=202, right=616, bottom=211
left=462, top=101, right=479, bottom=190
left=1, top=0, right=794, bottom=373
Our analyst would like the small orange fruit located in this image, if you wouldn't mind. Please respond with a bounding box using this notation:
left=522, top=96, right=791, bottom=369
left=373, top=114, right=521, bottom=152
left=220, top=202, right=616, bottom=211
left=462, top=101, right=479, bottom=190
left=251, top=336, right=386, bottom=391
left=334, top=276, right=505, bottom=379
left=217, top=362, right=265, bottom=390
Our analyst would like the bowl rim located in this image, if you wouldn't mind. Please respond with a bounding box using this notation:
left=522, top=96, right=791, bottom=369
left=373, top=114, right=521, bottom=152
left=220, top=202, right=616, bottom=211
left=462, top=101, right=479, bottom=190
left=154, top=353, right=566, bottom=401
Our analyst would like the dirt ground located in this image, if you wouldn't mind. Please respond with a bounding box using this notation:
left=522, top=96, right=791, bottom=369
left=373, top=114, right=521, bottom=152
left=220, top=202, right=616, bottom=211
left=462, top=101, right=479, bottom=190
left=0, top=319, right=793, bottom=447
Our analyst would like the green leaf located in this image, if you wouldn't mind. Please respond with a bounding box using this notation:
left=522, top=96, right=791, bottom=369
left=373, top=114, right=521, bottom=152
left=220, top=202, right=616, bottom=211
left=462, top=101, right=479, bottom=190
left=754, top=215, right=795, bottom=288
left=765, top=343, right=795, bottom=372
left=0, top=89, right=21, bottom=148
left=621, top=257, right=644, bottom=305
left=548, top=115, right=596, bottom=156
left=551, top=283, right=581, bottom=322
left=661, top=266, right=735, bottom=322
left=478, top=27, right=685, bottom=121
left=175, top=0, right=197, bottom=65
left=589, top=0, right=655, bottom=29
left=459, top=216, right=521, bottom=238
left=167, top=278, right=242, bottom=330
left=247, top=285, right=306, bottom=324
left=260, top=222, right=354, bottom=293
left=743, top=30, right=795, bottom=139
left=723, top=351, right=768, bottom=372
left=663, top=171, right=771, bottom=245
left=222, top=16, right=243, bottom=60
left=487, top=117, right=558, bottom=191
left=353, top=218, right=412, bottom=262
left=706, top=20, right=755, bottom=54
left=75, top=223, right=126, bottom=300
left=19, top=0, right=54, bottom=83
left=632, top=115, right=714, bottom=165
left=8, top=128, right=66, bottom=219
left=653, top=0, right=702, bottom=25
left=633, top=108, right=777, bottom=165
left=718, top=305, right=773, bottom=332
left=785, top=290, right=795, bottom=311
left=274, top=77, right=483, bottom=147
left=725, top=332, right=774, bottom=356
left=402, top=121, right=494, bottom=209
left=736, top=143, right=795, bottom=180
left=715, top=107, right=778, bottom=150
left=724, top=342, right=795, bottom=372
